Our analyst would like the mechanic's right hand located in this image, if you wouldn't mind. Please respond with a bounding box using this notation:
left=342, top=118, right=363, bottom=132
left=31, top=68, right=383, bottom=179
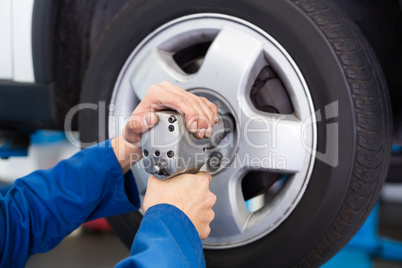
left=124, top=81, right=219, bottom=146
left=142, top=172, right=217, bottom=240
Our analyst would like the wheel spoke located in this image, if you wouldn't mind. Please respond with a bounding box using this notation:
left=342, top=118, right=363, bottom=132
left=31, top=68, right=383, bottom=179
left=237, top=111, right=307, bottom=173
left=207, top=168, right=251, bottom=239
left=129, top=49, right=190, bottom=100
left=194, top=27, right=265, bottom=107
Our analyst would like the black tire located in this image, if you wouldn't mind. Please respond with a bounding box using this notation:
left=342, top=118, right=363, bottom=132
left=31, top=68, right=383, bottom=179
left=80, top=0, right=392, bottom=267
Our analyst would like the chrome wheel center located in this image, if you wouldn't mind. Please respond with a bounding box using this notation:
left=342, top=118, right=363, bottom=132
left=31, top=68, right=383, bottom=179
left=190, top=89, right=239, bottom=175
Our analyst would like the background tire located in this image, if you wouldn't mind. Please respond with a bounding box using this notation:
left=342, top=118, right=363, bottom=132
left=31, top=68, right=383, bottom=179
left=80, top=0, right=392, bottom=267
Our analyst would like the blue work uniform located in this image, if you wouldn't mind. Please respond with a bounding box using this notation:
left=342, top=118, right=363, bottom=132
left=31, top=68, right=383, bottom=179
left=0, top=139, right=205, bottom=267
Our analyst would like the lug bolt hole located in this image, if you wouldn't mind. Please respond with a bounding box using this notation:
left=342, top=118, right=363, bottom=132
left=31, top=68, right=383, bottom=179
left=144, top=149, right=149, bottom=157
left=154, top=150, right=160, bottom=157
left=168, top=125, right=175, bottom=132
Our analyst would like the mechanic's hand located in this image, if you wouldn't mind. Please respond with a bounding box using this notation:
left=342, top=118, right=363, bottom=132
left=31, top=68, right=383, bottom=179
left=124, top=81, right=219, bottom=145
left=112, top=81, right=218, bottom=173
left=142, top=172, right=217, bottom=240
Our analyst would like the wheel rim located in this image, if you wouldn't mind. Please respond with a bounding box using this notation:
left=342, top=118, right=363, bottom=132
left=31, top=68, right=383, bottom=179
left=108, top=14, right=317, bottom=249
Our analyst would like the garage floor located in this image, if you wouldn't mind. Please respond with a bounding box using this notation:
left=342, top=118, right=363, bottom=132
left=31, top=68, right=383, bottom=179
left=26, top=230, right=129, bottom=268
left=22, top=206, right=402, bottom=268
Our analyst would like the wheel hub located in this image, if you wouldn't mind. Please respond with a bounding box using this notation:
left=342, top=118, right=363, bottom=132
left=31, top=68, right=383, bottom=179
left=190, top=89, right=240, bottom=175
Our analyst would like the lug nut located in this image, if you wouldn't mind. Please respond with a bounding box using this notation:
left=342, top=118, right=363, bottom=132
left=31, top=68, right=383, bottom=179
left=208, top=153, right=223, bottom=171
left=168, top=125, right=175, bottom=132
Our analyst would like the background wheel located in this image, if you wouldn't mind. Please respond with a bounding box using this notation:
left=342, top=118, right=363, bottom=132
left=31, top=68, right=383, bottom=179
left=80, top=0, right=392, bottom=267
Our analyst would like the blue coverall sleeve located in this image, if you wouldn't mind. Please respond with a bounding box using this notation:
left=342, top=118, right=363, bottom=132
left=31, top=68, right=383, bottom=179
left=0, top=139, right=140, bottom=267
left=116, top=204, right=206, bottom=268
left=0, top=139, right=205, bottom=268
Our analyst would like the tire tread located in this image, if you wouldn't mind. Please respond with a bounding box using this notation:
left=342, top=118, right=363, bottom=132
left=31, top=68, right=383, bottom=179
left=293, top=0, right=392, bottom=267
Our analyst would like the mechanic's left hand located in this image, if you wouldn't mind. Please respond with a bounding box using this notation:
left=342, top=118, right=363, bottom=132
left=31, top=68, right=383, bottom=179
left=124, top=81, right=219, bottom=144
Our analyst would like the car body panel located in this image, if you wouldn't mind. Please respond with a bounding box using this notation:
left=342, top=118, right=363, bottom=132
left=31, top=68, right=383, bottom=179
left=0, top=0, right=35, bottom=82
left=0, top=0, right=13, bottom=80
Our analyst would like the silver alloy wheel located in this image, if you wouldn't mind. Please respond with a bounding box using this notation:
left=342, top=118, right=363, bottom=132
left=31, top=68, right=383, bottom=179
left=108, top=14, right=317, bottom=249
